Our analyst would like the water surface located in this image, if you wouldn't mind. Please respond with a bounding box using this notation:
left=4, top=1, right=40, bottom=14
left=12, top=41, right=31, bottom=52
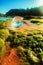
left=0, top=17, right=12, bottom=21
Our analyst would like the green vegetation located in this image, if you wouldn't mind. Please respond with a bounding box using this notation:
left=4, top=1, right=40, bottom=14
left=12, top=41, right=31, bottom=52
left=0, top=29, right=10, bottom=40
left=0, top=13, right=4, bottom=17
left=6, top=29, right=43, bottom=65
left=0, top=20, right=5, bottom=29
left=0, top=19, right=43, bottom=65
left=0, top=38, right=5, bottom=57
left=31, top=19, right=43, bottom=25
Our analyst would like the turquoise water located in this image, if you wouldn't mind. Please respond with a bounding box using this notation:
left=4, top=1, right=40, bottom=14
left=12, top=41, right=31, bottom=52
left=0, top=17, right=23, bottom=28
left=12, top=22, right=23, bottom=28
left=0, top=17, right=12, bottom=21
left=15, top=22, right=23, bottom=28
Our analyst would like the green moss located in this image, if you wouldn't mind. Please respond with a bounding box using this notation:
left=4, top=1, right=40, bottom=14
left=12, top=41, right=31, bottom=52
left=6, top=29, right=43, bottom=65
left=0, top=38, right=5, bottom=57
left=0, top=29, right=9, bottom=40
left=31, top=19, right=43, bottom=25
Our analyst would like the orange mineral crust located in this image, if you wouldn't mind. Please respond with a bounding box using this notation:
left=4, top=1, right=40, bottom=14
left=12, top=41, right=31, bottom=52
left=1, top=49, right=20, bottom=65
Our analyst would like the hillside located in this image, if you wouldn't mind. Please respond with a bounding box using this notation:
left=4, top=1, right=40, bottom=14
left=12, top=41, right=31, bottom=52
left=5, top=6, right=43, bottom=17
left=0, top=13, right=5, bottom=17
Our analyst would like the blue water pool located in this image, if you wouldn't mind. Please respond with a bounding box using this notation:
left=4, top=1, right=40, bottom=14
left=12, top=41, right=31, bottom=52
left=12, top=22, right=23, bottom=28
